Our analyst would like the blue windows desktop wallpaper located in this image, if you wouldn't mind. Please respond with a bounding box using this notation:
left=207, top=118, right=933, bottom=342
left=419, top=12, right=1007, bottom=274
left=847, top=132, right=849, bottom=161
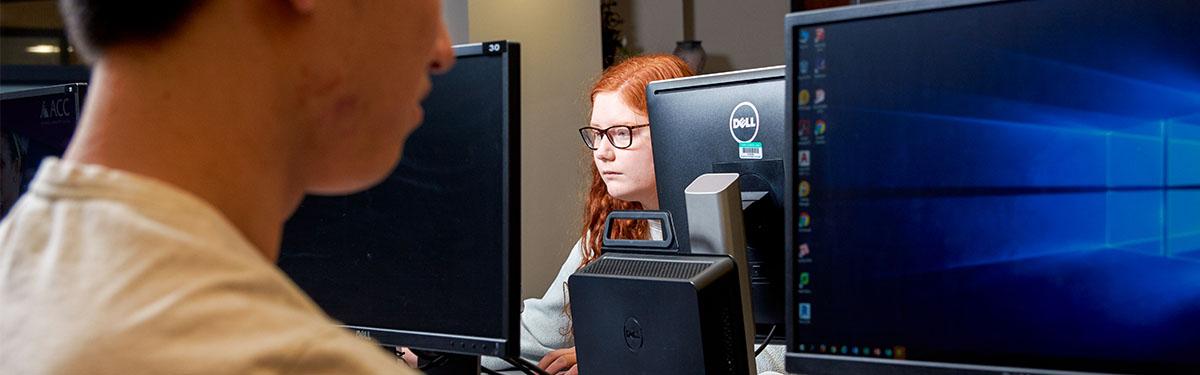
left=791, top=0, right=1199, bottom=372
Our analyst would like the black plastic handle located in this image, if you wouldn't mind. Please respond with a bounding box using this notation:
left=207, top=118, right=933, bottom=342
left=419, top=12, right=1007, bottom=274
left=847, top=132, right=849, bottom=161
left=601, top=210, right=676, bottom=250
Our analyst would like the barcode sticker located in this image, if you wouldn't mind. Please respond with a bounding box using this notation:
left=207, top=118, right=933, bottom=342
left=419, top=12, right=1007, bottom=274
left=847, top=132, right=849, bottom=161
left=739, top=142, right=763, bottom=160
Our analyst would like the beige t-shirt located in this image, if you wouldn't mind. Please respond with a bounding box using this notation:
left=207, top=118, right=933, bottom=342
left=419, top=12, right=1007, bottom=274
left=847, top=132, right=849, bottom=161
left=0, top=158, right=413, bottom=375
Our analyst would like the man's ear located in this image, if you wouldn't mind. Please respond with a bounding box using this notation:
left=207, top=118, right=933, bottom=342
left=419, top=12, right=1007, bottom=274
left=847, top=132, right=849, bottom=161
left=289, top=0, right=316, bottom=14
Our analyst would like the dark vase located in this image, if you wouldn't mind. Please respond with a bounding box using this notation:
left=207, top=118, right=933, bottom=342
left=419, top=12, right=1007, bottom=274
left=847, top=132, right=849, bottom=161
left=673, top=40, right=707, bottom=74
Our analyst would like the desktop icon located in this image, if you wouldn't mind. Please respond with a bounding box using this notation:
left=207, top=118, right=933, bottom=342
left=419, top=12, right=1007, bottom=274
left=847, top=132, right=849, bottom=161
left=798, top=212, right=811, bottom=228
left=799, top=60, right=810, bottom=74
left=814, top=89, right=826, bottom=104
left=815, top=119, right=827, bottom=135
left=798, top=150, right=811, bottom=167
left=815, top=58, right=827, bottom=74
left=815, top=28, right=826, bottom=43
left=798, top=303, right=811, bottom=320
left=800, top=272, right=810, bottom=287
left=798, top=180, right=811, bottom=197
left=798, top=89, right=811, bottom=106
left=800, top=30, right=811, bottom=43
left=798, top=243, right=810, bottom=258
left=797, top=119, right=811, bottom=136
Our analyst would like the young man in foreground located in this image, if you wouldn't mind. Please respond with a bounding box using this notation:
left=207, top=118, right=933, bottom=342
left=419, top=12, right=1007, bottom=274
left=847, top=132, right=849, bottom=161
left=0, top=1, right=454, bottom=373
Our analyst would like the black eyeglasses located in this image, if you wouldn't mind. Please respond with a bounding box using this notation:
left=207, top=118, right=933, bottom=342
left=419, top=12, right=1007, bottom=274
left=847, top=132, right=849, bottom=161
left=578, top=124, right=649, bottom=150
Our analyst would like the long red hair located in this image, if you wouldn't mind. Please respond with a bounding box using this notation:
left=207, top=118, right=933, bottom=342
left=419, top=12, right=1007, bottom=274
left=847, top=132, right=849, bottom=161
left=579, top=54, right=694, bottom=268
left=561, top=55, right=693, bottom=336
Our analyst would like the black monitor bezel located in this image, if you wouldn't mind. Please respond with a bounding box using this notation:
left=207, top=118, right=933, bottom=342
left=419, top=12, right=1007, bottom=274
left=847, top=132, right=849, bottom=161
left=782, top=1, right=1131, bottom=374
left=336, top=41, right=521, bottom=358
left=646, top=65, right=785, bottom=94
left=0, top=82, right=85, bottom=101
left=0, top=65, right=90, bottom=93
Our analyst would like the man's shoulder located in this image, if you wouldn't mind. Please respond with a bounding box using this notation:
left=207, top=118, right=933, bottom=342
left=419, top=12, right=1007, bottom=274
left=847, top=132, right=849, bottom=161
left=1, top=203, right=408, bottom=374
left=282, top=325, right=419, bottom=374
left=1, top=159, right=414, bottom=374
left=45, top=305, right=413, bottom=375
left=0, top=183, right=265, bottom=293
left=0, top=159, right=264, bottom=277
left=3, top=157, right=255, bottom=256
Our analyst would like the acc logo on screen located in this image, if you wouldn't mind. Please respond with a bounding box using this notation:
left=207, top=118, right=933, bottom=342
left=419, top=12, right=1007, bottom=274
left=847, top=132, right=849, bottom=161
left=40, top=98, right=71, bottom=119
left=728, top=101, right=760, bottom=143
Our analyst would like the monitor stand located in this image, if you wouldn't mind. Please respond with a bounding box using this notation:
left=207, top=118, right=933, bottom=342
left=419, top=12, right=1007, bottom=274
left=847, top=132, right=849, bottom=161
left=391, top=347, right=549, bottom=375
left=389, top=347, right=481, bottom=374
left=421, top=352, right=480, bottom=375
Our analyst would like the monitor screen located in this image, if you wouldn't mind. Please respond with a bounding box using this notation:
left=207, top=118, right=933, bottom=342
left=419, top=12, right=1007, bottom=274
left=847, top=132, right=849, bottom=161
left=786, top=0, right=1199, bottom=373
left=647, top=67, right=788, bottom=335
left=1, top=84, right=86, bottom=219
left=277, top=42, right=520, bottom=357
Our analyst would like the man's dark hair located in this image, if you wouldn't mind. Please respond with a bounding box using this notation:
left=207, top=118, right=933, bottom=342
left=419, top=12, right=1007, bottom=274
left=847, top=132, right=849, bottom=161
left=59, top=0, right=204, bottom=60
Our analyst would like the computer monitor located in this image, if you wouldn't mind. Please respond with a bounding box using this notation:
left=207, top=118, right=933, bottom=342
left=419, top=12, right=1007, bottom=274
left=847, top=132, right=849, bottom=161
left=785, top=1, right=1199, bottom=373
left=0, top=65, right=90, bottom=94
left=647, top=67, right=787, bottom=339
left=1, top=83, right=87, bottom=219
left=277, top=41, right=521, bottom=359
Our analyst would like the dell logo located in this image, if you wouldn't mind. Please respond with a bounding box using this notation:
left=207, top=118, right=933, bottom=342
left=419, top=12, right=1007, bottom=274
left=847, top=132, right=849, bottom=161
left=731, top=116, right=757, bottom=129
left=353, top=329, right=371, bottom=339
left=40, top=98, right=72, bottom=119
left=728, top=101, right=760, bottom=143
left=623, top=317, right=644, bottom=352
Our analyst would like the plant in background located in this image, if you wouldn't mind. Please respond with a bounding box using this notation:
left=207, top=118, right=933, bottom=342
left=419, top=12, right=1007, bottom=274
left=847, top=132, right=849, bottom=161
left=600, top=0, right=640, bottom=68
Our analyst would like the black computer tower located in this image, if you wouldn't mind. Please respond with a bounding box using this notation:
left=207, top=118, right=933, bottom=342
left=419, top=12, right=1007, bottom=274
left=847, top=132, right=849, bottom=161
left=569, top=252, right=753, bottom=375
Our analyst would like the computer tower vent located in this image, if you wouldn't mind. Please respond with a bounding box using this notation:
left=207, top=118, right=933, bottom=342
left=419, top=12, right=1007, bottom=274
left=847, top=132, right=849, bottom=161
left=697, top=271, right=742, bottom=374
left=581, top=257, right=708, bottom=280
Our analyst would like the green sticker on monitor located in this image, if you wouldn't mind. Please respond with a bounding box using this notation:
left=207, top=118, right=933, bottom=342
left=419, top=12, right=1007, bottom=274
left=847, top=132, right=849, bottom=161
left=738, top=142, right=763, bottom=160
